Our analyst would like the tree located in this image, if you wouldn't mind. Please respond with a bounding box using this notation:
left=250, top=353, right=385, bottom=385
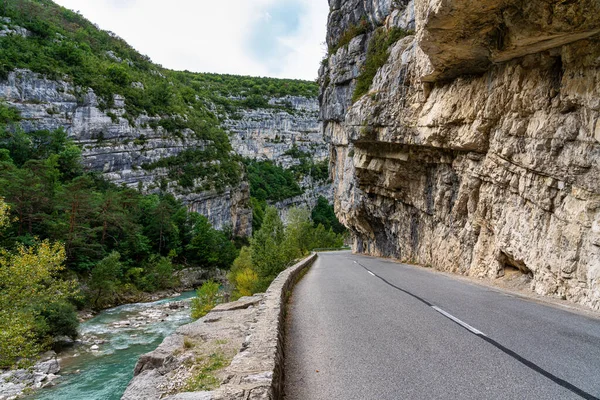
left=55, top=175, right=102, bottom=270
left=283, top=207, right=314, bottom=260
left=311, top=196, right=346, bottom=234
left=227, top=246, right=258, bottom=299
left=250, top=206, right=286, bottom=290
left=0, top=197, right=8, bottom=229
left=0, top=240, right=78, bottom=367
left=185, top=213, right=237, bottom=269
left=191, top=280, right=222, bottom=319
left=89, top=251, right=122, bottom=308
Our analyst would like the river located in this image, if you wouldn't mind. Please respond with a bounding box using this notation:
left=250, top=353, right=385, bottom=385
left=29, top=291, right=196, bottom=400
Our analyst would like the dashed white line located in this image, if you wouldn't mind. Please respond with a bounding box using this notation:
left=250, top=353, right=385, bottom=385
left=367, top=271, right=375, bottom=277
left=431, top=306, right=487, bottom=336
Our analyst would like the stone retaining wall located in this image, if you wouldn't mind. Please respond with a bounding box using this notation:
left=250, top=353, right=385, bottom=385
left=211, top=253, right=317, bottom=400
left=124, top=253, right=317, bottom=400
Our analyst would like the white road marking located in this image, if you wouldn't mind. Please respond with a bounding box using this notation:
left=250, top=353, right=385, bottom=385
left=431, top=306, right=487, bottom=336
left=367, top=271, right=375, bottom=276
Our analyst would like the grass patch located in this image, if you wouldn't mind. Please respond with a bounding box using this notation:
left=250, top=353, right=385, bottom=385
left=183, top=337, right=195, bottom=349
left=183, top=352, right=229, bottom=392
left=352, top=27, right=413, bottom=103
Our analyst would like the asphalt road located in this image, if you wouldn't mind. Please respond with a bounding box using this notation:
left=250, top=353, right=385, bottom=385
left=284, top=251, right=600, bottom=400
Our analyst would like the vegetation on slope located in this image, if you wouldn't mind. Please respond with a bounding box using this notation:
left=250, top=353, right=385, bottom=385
left=0, top=107, right=242, bottom=366
left=0, top=0, right=319, bottom=193
left=328, top=18, right=370, bottom=55
left=353, top=27, right=412, bottom=102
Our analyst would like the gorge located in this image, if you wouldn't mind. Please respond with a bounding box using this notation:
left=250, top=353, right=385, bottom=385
left=1, top=0, right=600, bottom=399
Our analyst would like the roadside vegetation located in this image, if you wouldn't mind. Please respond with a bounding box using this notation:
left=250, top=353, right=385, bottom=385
left=191, top=204, right=346, bottom=316
left=227, top=206, right=345, bottom=300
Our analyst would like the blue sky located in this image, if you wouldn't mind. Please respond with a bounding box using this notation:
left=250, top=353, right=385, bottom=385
left=54, top=0, right=329, bottom=80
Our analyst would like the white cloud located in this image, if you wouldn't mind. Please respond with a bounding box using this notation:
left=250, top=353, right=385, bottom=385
left=53, top=0, right=328, bottom=80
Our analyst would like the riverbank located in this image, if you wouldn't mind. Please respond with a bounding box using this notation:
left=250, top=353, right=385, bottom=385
left=76, top=267, right=227, bottom=322
left=0, top=291, right=197, bottom=400
left=0, top=352, right=60, bottom=400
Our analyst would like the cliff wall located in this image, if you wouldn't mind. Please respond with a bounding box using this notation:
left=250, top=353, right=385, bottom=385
left=225, top=96, right=333, bottom=218
left=0, top=70, right=330, bottom=236
left=320, top=0, right=600, bottom=309
left=0, top=69, right=251, bottom=235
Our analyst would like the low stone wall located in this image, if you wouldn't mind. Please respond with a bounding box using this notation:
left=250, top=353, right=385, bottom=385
left=123, top=253, right=317, bottom=400
left=211, top=253, right=317, bottom=400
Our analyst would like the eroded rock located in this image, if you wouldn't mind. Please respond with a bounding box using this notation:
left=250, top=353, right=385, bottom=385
left=320, top=0, right=600, bottom=309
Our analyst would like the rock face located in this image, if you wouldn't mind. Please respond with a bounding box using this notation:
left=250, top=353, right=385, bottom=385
left=0, top=351, right=60, bottom=400
left=226, top=96, right=327, bottom=168
left=0, top=69, right=251, bottom=235
left=321, top=0, right=600, bottom=309
left=226, top=96, right=333, bottom=217
left=0, top=70, right=328, bottom=236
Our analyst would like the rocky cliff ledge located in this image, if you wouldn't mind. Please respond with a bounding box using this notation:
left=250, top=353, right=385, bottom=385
left=320, top=0, right=600, bottom=309
left=226, top=96, right=326, bottom=169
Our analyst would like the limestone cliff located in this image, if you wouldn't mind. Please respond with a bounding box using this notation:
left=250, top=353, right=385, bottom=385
left=226, top=96, right=333, bottom=217
left=0, top=70, right=328, bottom=236
left=321, top=0, right=600, bottom=309
left=0, top=69, right=252, bottom=236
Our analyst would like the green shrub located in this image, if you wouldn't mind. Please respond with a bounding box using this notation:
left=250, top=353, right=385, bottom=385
left=227, top=247, right=259, bottom=300
left=352, top=27, right=412, bottom=102
left=35, top=301, right=79, bottom=341
left=329, top=18, right=370, bottom=55
left=0, top=102, right=21, bottom=125
left=107, top=65, right=131, bottom=87
left=246, top=160, right=302, bottom=202
left=311, top=196, right=346, bottom=234
left=89, top=251, right=123, bottom=309
left=191, top=280, right=222, bottom=319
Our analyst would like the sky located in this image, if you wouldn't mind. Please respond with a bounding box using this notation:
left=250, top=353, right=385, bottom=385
left=53, top=0, right=329, bottom=80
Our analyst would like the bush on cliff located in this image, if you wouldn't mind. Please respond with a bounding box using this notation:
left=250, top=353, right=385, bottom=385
left=353, top=27, right=412, bottom=102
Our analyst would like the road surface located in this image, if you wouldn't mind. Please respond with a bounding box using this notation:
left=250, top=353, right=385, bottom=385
left=284, top=251, right=600, bottom=400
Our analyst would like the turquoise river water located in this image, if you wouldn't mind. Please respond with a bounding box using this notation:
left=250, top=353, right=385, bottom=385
left=29, top=291, right=195, bottom=400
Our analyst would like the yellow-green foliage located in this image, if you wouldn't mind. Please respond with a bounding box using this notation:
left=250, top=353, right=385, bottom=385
left=227, top=247, right=259, bottom=300
left=0, top=240, right=78, bottom=368
left=228, top=206, right=345, bottom=297
left=191, top=280, right=222, bottom=319
left=0, top=197, right=9, bottom=229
